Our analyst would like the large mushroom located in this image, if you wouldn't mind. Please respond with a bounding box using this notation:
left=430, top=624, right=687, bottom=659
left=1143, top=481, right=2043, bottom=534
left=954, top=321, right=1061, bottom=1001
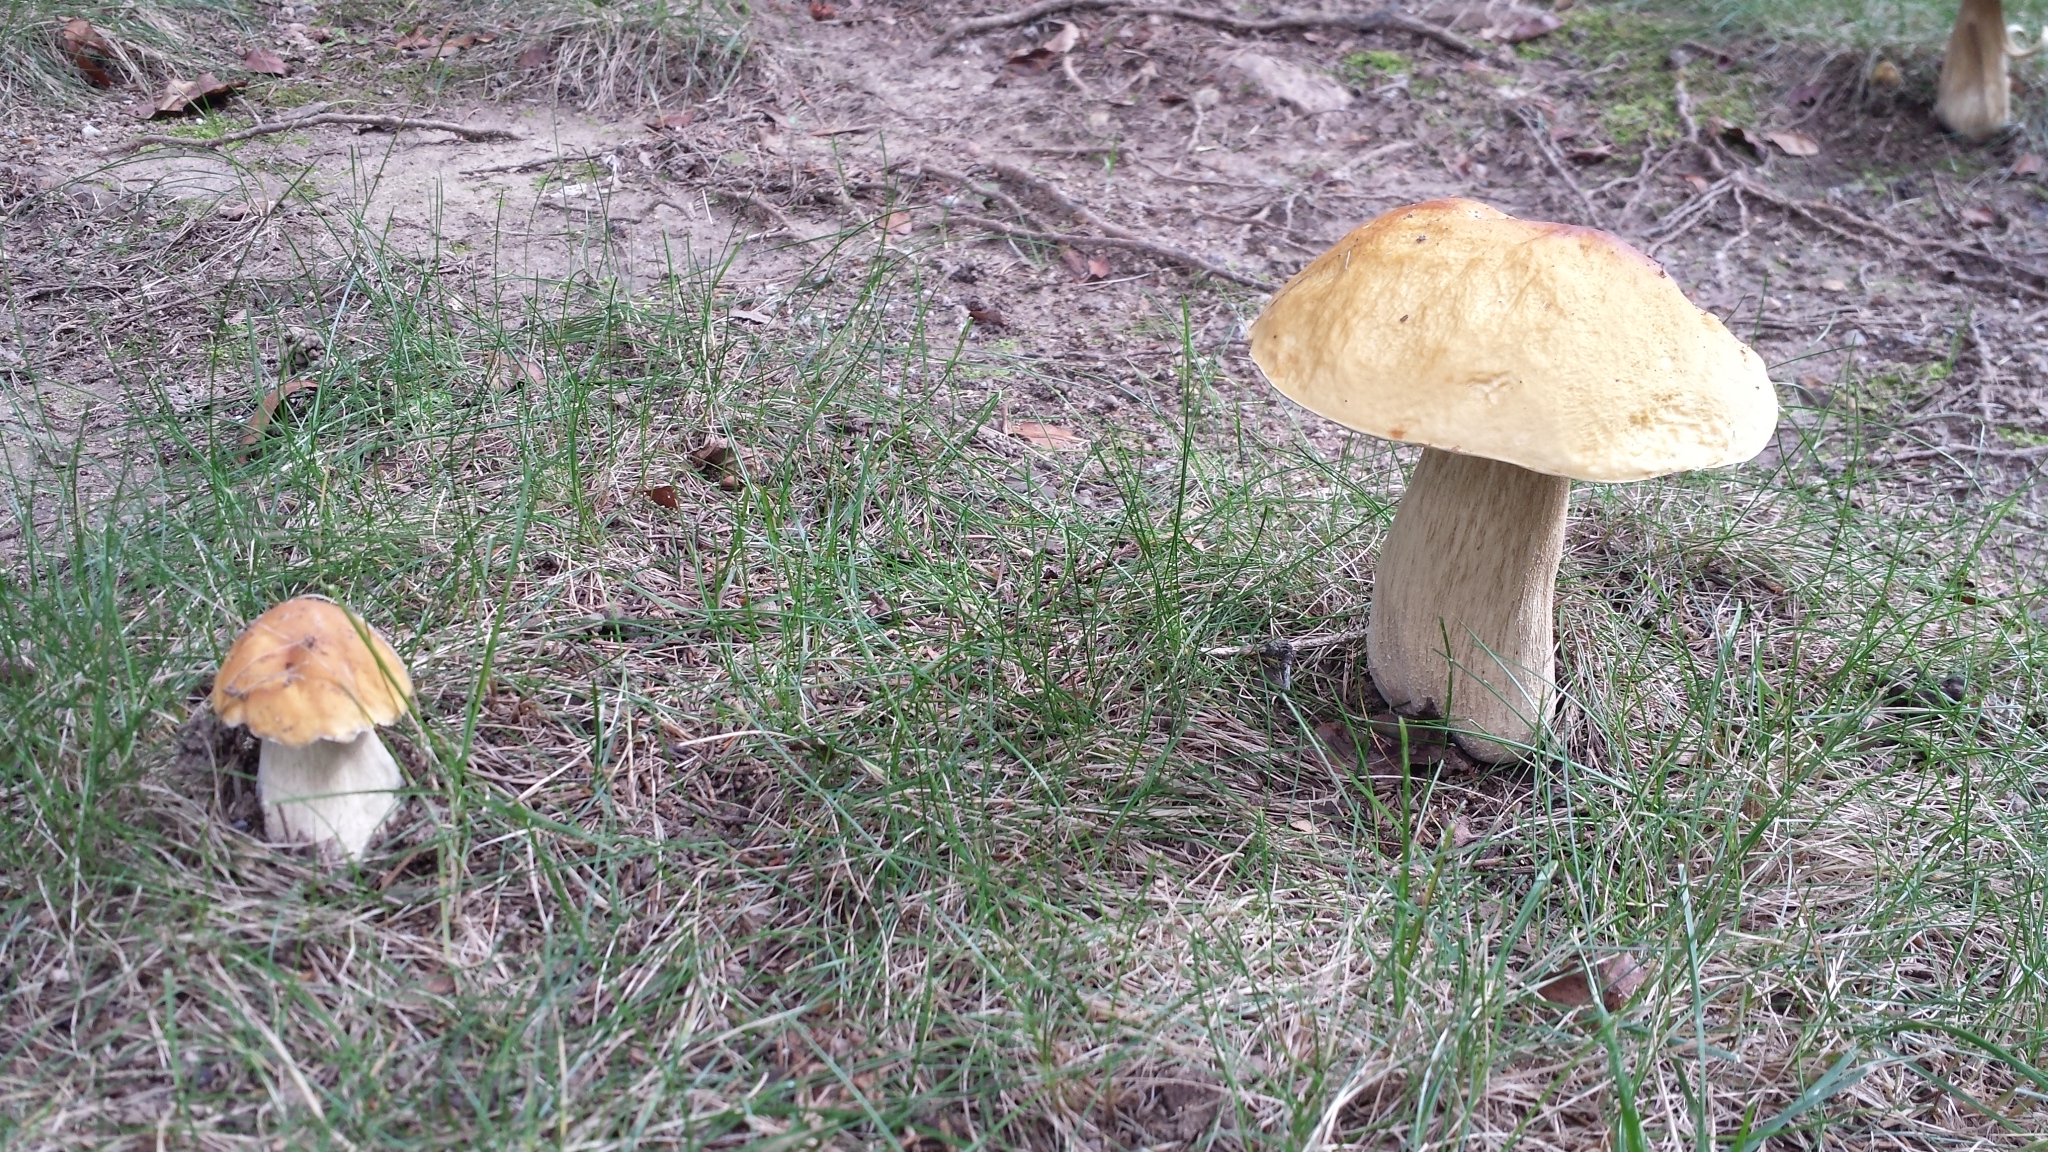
left=1936, top=0, right=2044, bottom=139
left=212, top=595, right=413, bottom=858
left=1249, top=199, right=1777, bottom=762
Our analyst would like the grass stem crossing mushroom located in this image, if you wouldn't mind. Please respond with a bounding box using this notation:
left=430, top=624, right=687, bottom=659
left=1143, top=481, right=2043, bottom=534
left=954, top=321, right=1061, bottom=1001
left=211, top=595, right=413, bottom=859
left=1250, top=199, right=1776, bottom=762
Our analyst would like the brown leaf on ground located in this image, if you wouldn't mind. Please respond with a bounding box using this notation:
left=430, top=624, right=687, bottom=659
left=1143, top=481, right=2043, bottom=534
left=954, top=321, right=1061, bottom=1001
left=1765, top=129, right=1820, bottom=157
left=391, top=28, right=439, bottom=50
left=131, top=73, right=245, bottom=119
left=516, top=42, right=552, bottom=69
left=689, top=437, right=745, bottom=490
left=237, top=378, right=317, bottom=460
left=1537, top=954, right=1651, bottom=1011
left=242, top=47, right=289, bottom=76
left=57, top=17, right=117, bottom=87
left=645, top=485, right=681, bottom=509
left=1311, top=720, right=1359, bottom=766
left=1003, top=420, right=1087, bottom=451
left=1961, top=204, right=1999, bottom=227
left=1059, top=247, right=1099, bottom=281
left=1007, top=23, right=1079, bottom=71
left=882, top=209, right=913, bottom=238
left=485, top=351, right=544, bottom=389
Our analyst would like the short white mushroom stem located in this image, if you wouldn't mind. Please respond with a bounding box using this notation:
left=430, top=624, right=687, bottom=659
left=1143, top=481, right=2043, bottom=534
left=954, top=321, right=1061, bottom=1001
left=257, top=729, right=403, bottom=859
left=1368, top=448, right=1570, bottom=763
left=1937, top=0, right=2034, bottom=139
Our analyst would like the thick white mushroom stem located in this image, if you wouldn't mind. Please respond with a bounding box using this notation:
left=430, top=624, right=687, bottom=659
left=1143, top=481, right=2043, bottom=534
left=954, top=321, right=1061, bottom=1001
left=257, top=730, right=403, bottom=859
left=1368, top=448, right=1569, bottom=763
left=1938, top=0, right=2018, bottom=139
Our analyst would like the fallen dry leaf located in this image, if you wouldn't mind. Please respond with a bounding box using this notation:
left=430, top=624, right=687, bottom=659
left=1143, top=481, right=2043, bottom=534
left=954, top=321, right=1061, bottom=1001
left=645, top=484, right=681, bottom=509
left=516, top=42, right=551, bottom=69
left=881, top=209, right=913, bottom=238
left=237, top=378, right=318, bottom=460
left=485, top=350, right=544, bottom=389
left=241, top=46, right=289, bottom=76
left=1961, top=204, right=1999, bottom=227
left=1007, top=23, right=1079, bottom=71
left=1042, top=21, right=1080, bottom=54
left=1225, top=49, right=1352, bottom=115
left=1765, top=129, right=1820, bottom=157
left=689, top=437, right=745, bottom=490
left=57, top=17, right=117, bottom=88
left=1059, top=247, right=1092, bottom=281
left=132, top=72, right=245, bottom=119
left=1537, top=954, right=1650, bottom=1011
left=1003, top=419, right=1087, bottom=451
left=2013, top=153, right=2046, bottom=177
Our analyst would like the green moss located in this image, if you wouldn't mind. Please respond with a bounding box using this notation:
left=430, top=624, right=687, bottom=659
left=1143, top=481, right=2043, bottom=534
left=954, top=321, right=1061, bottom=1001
left=1340, top=49, right=1410, bottom=85
left=1519, top=5, right=1761, bottom=150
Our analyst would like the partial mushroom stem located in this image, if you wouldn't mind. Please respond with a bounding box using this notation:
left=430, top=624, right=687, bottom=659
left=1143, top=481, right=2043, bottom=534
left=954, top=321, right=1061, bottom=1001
left=1368, top=448, right=1569, bottom=763
left=1938, top=0, right=2016, bottom=139
left=257, top=730, right=403, bottom=859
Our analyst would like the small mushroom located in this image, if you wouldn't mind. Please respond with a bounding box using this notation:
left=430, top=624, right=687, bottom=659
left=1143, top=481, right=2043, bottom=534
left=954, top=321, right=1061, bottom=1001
left=1249, top=199, right=1776, bottom=762
left=211, top=596, right=413, bottom=858
left=1936, top=0, right=2044, bottom=139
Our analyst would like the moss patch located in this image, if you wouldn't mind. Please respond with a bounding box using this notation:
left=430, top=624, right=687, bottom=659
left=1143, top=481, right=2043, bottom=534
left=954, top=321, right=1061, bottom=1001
left=1522, top=5, right=1762, bottom=150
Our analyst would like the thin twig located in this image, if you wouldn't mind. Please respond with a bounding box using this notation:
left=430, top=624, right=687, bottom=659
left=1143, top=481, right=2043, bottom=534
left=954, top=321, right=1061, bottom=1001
left=942, top=210, right=1275, bottom=289
left=1202, top=629, right=1369, bottom=659
left=1730, top=175, right=2048, bottom=302
left=460, top=152, right=602, bottom=176
left=915, top=159, right=1277, bottom=288
left=926, top=2, right=1480, bottom=58
left=1511, top=105, right=1603, bottom=228
left=108, top=113, right=518, bottom=156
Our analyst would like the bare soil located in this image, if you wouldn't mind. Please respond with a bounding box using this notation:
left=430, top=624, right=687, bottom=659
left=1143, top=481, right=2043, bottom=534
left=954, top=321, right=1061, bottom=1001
left=6, top=0, right=2047, bottom=558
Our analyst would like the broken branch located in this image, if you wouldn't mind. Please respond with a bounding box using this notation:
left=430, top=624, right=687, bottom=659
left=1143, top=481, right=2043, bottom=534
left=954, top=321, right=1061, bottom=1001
left=926, top=2, right=1480, bottom=58
left=107, top=113, right=518, bottom=156
left=942, top=210, right=1276, bottom=289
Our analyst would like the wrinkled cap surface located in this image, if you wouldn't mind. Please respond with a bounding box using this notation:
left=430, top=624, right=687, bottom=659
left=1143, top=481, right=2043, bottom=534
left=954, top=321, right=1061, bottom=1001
left=1248, top=198, right=1777, bottom=481
left=212, top=596, right=412, bottom=746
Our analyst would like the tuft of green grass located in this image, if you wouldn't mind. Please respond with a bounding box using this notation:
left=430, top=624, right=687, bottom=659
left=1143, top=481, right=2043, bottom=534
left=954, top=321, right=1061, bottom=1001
left=3, top=168, right=2047, bottom=1147
left=1339, top=48, right=1409, bottom=86
left=0, top=0, right=232, bottom=101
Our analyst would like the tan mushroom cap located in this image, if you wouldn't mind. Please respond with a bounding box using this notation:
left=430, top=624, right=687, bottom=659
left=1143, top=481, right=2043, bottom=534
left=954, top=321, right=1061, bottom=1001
left=212, top=596, right=412, bottom=747
left=1249, top=198, right=1777, bottom=482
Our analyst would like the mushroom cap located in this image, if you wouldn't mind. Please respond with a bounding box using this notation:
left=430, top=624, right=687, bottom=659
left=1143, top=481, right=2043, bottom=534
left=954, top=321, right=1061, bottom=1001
left=1248, top=198, right=1777, bottom=482
left=212, top=596, right=412, bottom=746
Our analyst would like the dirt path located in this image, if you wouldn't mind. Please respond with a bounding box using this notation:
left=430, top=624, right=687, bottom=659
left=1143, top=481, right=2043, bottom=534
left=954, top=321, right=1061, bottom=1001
left=5, top=0, right=2047, bottom=554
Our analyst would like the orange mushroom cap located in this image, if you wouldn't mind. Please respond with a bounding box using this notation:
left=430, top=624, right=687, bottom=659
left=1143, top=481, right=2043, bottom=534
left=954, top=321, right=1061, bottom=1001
left=211, top=596, right=412, bottom=747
